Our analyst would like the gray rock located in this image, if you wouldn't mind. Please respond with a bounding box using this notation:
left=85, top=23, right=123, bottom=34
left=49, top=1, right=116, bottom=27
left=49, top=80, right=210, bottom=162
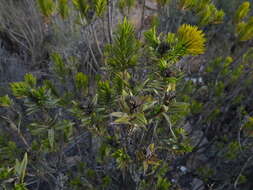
left=145, top=0, right=157, bottom=10
left=192, top=178, right=204, bottom=190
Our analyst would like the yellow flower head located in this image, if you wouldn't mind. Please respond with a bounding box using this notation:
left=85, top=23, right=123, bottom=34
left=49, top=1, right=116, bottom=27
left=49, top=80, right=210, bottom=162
left=177, top=24, right=206, bottom=55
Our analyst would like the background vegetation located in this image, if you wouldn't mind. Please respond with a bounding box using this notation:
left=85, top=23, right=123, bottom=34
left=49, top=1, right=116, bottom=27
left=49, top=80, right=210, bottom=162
left=1, top=0, right=253, bottom=189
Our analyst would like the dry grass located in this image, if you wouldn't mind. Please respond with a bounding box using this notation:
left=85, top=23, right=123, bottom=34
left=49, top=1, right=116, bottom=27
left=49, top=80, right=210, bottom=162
left=0, top=0, right=48, bottom=67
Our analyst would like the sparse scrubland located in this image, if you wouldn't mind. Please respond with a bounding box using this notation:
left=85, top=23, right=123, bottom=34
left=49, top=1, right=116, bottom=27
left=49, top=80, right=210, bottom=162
left=1, top=0, right=253, bottom=189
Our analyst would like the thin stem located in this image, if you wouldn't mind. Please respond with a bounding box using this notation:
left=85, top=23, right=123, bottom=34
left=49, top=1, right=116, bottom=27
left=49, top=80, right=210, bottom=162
left=107, top=0, right=113, bottom=43
left=1, top=116, right=31, bottom=151
left=138, top=0, right=146, bottom=39
left=90, top=23, right=103, bottom=57
left=234, top=155, right=253, bottom=189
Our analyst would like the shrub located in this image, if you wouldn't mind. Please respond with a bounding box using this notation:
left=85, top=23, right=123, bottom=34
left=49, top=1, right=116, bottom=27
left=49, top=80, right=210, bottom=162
left=1, top=0, right=253, bottom=190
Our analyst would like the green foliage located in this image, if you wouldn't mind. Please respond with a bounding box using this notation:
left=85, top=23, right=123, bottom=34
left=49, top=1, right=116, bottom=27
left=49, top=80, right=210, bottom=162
left=144, top=26, right=160, bottom=48
left=74, top=72, right=88, bottom=94
left=72, top=0, right=90, bottom=18
left=105, top=18, right=140, bottom=71
left=156, top=176, right=172, bottom=190
left=0, top=167, right=13, bottom=180
left=225, top=141, right=240, bottom=160
left=234, top=1, right=250, bottom=23
left=178, top=0, right=195, bottom=10
left=197, top=3, right=224, bottom=25
left=112, top=149, right=130, bottom=171
left=51, top=53, right=70, bottom=81
left=156, top=0, right=171, bottom=7
left=58, top=0, right=69, bottom=19
left=14, top=183, right=28, bottom=190
left=3, top=0, right=253, bottom=189
left=0, top=95, right=13, bottom=107
left=24, top=74, right=37, bottom=87
left=236, top=17, right=253, bottom=41
left=97, top=80, right=113, bottom=105
left=1, top=17, right=202, bottom=188
left=144, top=24, right=206, bottom=66
left=10, top=82, right=30, bottom=98
left=14, top=153, right=28, bottom=184
left=234, top=2, right=253, bottom=41
left=180, top=41, right=253, bottom=189
left=238, top=175, right=247, bottom=185
left=27, top=86, right=58, bottom=114
left=37, top=0, right=55, bottom=17
left=177, top=0, right=225, bottom=26
left=94, top=0, right=107, bottom=17
left=118, top=0, right=136, bottom=15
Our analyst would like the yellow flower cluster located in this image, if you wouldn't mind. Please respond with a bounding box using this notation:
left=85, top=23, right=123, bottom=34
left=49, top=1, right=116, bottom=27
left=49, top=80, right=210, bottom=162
left=177, top=24, right=206, bottom=55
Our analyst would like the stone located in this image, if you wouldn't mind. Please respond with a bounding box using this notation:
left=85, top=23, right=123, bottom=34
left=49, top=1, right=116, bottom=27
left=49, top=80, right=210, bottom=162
left=145, top=0, right=158, bottom=10
left=192, top=178, right=204, bottom=190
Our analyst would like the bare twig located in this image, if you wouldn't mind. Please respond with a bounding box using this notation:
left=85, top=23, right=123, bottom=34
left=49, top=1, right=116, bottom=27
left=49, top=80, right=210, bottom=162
left=107, top=0, right=113, bottom=43
left=1, top=115, right=31, bottom=151
left=234, top=155, right=253, bottom=189
left=138, top=0, right=146, bottom=39
left=90, top=24, right=103, bottom=57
